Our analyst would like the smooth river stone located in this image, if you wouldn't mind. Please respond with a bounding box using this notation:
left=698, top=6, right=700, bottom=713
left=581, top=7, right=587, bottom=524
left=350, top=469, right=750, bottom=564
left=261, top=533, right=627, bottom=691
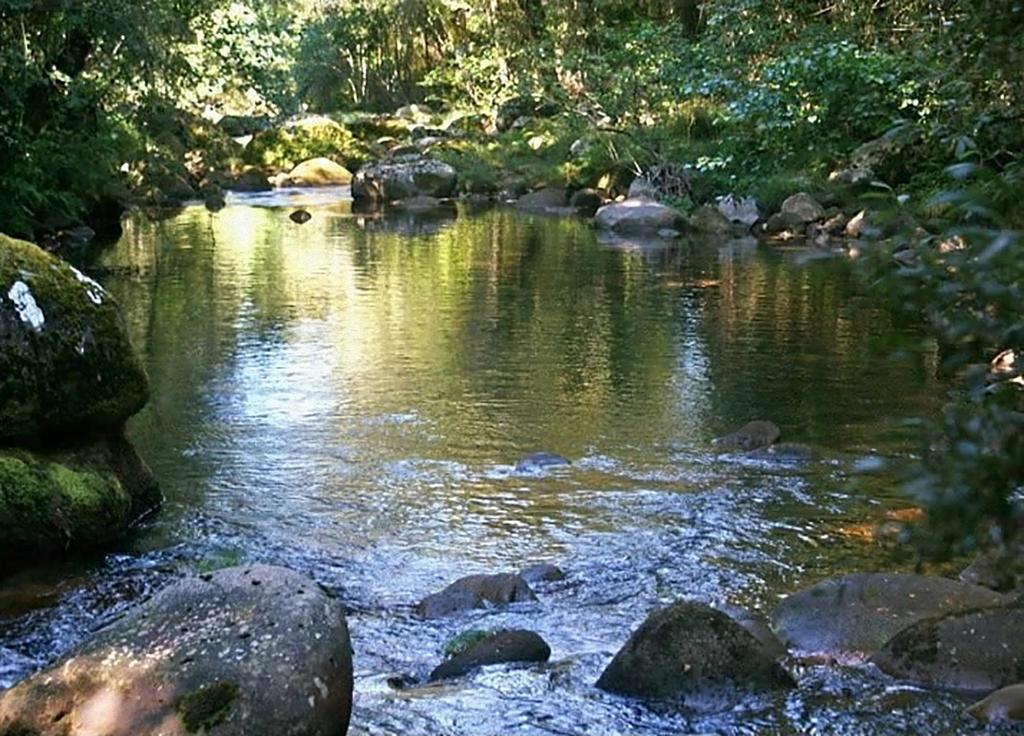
left=771, top=572, right=1007, bottom=656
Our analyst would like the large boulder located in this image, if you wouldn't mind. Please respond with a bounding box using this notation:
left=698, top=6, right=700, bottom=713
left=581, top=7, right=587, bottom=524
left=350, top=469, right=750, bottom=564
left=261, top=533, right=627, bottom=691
left=352, top=155, right=457, bottom=205
left=0, top=565, right=353, bottom=736
left=779, top=192, right=825, bottom=224
left=596, top=601, right=793, bottom=710
left=0, top=435, right=159, bottom=561
left=871, top=605, right=1024, bottom=692
left=417, top=573, right=537, bottom=619
left=772, top=573, right=1007, bottom=656
left=429, top=630, right=551, bottom=681
left=279, top=157, right=353, bottom=187
left=0, top=235, right=148, bottom=443
left=515, top=188, right=568, bottom=212
left=593, top=199, right=686, bottom=234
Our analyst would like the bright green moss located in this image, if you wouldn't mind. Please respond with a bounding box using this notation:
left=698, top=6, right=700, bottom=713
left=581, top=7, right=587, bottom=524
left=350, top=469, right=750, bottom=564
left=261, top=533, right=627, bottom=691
left=0, top=449, right=131, bottom=556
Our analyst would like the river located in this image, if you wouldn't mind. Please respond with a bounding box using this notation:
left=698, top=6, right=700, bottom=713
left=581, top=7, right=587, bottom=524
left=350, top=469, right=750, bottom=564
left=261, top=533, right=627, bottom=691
left=2, top=190, right=1006, bottom=734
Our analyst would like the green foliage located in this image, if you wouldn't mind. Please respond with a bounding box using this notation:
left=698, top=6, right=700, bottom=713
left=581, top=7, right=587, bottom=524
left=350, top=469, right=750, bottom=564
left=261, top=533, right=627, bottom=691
left=874, top=162, right=1024, bottom=558
left=242, top=118, right=371, bottom=171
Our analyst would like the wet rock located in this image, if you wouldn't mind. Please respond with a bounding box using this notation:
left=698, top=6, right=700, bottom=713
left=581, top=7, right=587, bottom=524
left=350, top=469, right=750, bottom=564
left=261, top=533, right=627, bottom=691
left=594, top=199, right=686, bottom=234
left=779, top=193, right=825, bottom=224
left=716, top=195, right=760, bottom=228
left=689, top=205, right=733, bottom=235
left=966, top=683, right=1024, bottom=723
left=519, top=563, right=566, bottom=584
left=515, top=452, right=570, bottom=472
left=390, top=196, right=454, bottom=213
left=289, top=209, right=312, bottom=224
left=203, top=185, right=226, bottom=212
left=0, top=235, right=148, bottom=442
left=429, top=630, right=551, bottom=681
left=959, top=546, right=1022, bottom=592
left=712, top=421, right=781, bottom=451
left=279, top=157, right=353, bottom=187
left=716, top=604, right=787, bottom=660
left=0, top=435, right=160, bottom=562
left=0, top=565, right=353, bottom=736
left=570, top=189, right=603, bottom=217
left=872, top=604, right=1024, bottom=692
left=772, top=573, right=1007, bottom=656
left=417, top=573, right=537, bottom=619
left=516, top=188, right=568, bottom=212
left=596, top=601, right=793, bottom=709
left=352, top=155, right=458, bottom=205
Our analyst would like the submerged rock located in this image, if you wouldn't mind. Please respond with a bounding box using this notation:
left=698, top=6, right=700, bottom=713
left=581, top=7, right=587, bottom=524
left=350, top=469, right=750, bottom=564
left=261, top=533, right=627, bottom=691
left=593, top=199, right=686, bottom=234
left=772, top=573, right=1007, bottom=656
left=596, top=601, right=793, bottom=709
left=966, top=683, right=1024, bottom=723
left=430, top=629, right=551, bottom=681
left=417, top=573, right=537, bottom=619
left=352, top=155, right=457, bottom=205
left=515, top=452, right=570, bottom=473
left=712, top=421, right=781, bottom=451
left=519, top=563, right=566, bottom=584
left=0, top=235, right=149, bottom=442
left=746, top=442, right=816, bottom=463
left=871, top=605, right=1024, bottom=691
left=289, top=209, right=312, bottom=224
left=0, top=565, right=353, bottom=736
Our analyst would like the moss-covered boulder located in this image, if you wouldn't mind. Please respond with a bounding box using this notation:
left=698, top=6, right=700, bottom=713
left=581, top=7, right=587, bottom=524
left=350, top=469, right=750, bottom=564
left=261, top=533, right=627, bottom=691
left=0, top=435, right=160, bottom=563
left=0, top=565, right=353, bottom=736
left=0, top=235, right=149, bottom=443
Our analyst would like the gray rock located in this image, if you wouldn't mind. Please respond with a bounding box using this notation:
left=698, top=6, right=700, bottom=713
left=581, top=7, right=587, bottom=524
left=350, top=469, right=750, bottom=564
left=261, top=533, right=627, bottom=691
left=772, top=573, right=1008, bottom=656
left=872, top=605, right=1024, bottom=692
left=515, top=451, right=570, bottom=472
left=716, top=604, right=787, bottom=660
left=289, top=209, right=312, bottom=224
left=596, top=601, right=793, bottom=709
left=960, top=546, right=1022, bottom=592
left=712, top=421, right=781, bottom=451
left=716, top=195, right=760, bottom=227
left=417, top=573, right=537, bottom=619
left=966, top=683, right=1024, bottom=723
left=763, top=211, right=806, bottom=236
left=780, top=192, right=825, bottom=224
left=429, top=630, right=551, bottom=681
left=520, top=563, right=566, bottom=584
left=690, top=205, right=733, bottom=235
left=594, top=199, right=686, bottom=234
left=516, top=188, right=568, bottom=211
left=569, top=189, right=603, bottom=217
left=352, top=155, right=458, bottom=204
left=627, top=177, right=659, bottom=201
left=225, top=169, right=272, bottom=192
left=828, top=166, right=876, bottom=187
left=0, top=565, right=353, bottom=736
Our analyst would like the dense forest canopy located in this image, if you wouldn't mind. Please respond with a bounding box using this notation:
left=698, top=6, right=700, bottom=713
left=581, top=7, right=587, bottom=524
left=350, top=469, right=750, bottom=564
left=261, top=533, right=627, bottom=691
left=0, top=0, right=1021, bottom=561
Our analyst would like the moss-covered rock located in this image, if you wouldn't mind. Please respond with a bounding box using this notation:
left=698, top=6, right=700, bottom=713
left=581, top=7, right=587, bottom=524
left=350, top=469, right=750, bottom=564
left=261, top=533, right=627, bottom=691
left=0, top=434, right=159, bottom=562
left=0, top=235, right=149, bottom=443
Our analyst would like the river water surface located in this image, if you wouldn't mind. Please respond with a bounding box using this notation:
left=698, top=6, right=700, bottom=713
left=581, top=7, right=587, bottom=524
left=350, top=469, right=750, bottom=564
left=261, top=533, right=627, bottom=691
left=0, top=190, right=1008, bottom=734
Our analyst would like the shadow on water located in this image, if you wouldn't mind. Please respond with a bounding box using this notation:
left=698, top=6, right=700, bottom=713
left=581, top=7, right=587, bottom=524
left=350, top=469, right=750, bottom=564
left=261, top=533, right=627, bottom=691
left=4, top=194, right=1007, bottom=734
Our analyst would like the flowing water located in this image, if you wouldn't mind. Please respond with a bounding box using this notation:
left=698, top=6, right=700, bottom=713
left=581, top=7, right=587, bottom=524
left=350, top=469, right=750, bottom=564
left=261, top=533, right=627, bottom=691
left=0, top=190, right=1010, bottom=734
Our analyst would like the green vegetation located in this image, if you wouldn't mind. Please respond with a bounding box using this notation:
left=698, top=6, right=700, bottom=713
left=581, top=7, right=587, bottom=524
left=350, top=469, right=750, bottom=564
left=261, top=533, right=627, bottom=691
left=0, top=1, right=1020, bottom=561
left=442, top=629, right=495, bottom=658
left=177, top=680, right=240, bottom=733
